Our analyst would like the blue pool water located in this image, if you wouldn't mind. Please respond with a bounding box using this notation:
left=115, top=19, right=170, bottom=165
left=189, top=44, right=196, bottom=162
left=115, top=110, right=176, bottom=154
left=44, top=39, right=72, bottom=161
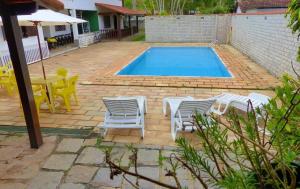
left=117, top=47, right=232, bottom=77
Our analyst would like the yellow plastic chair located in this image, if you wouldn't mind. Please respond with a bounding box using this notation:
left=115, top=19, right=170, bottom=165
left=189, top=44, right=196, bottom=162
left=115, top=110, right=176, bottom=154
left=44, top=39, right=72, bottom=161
left=0, top=61, right=12, bottom=78
left=0, top=67, right=8, bottom=77
left=55, top=75, right=79, bottom=112
left=47, top=38, right=57, bottom=43
left=53, top=67, right=68, bottom=89
left=0, top=70, right=17, bottom=95
left=33, top=85, right=52, bottom=115
left=56, top=67, right=68, bottom=77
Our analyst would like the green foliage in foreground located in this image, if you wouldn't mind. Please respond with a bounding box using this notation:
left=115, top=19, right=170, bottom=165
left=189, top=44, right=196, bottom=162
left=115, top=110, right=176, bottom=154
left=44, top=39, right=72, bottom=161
left=124, top=0, right=236, bottom=15
left=287, top=0, right=300, bottom=65
left=175, top=76, right=300, bottom=189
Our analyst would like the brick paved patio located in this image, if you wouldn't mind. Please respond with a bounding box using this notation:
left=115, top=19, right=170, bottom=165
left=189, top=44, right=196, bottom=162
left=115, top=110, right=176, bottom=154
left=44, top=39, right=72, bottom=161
left=0, top=42, right=278, bottom=146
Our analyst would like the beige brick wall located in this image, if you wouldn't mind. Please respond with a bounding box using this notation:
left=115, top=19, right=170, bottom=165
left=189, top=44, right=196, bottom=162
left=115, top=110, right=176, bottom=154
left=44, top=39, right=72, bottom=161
left=231, top=14, right=300, bottom=78
left=145, top=15, right=231, bottom=43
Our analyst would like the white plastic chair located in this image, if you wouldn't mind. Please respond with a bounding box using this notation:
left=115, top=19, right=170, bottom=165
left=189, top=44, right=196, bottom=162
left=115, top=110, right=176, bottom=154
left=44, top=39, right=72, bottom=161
left=101, top=96, right=147, bottom=138
left=211, top=92, right=271, bottom=135
left=163, top=97, right=216, bottom=140
left=211, top=92, right=270, bottom=116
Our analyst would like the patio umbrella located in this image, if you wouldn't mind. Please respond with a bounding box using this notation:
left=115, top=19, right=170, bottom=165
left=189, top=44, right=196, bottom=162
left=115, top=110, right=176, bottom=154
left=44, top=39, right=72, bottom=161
left=1, top=9, right=87, bottom=80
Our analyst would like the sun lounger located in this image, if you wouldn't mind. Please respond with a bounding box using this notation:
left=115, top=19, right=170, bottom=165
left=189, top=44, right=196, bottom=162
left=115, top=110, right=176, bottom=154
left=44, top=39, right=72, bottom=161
left=163, top=97, right=216, bottom=140
left=101, top=96, right=147, bottom=138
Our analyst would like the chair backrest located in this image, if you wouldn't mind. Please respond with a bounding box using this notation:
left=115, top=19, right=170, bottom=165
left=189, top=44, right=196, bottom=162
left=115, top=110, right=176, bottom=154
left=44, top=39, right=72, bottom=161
left=176, top=99, right=216, bottom=118
left=67, top=75, right=79, bottom=90
left=103, top=98, right=139, bottom=116
left=8, top=70, right=16, bottom=83
left=56, top=68, right=68, bottom=78
left=248, top=93, right=270, bottom=104
left=1, top=61, right=13, bottom=72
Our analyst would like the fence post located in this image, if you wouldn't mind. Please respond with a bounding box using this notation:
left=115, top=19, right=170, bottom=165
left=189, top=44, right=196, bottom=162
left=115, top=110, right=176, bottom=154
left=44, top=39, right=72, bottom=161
left=117, top=14, right=121, bottom=40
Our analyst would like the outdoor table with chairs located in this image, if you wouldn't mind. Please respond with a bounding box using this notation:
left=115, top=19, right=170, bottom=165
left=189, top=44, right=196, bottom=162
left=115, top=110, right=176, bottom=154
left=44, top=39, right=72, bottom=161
left=30, top=68, right=79, bottom=114
left=0, top=64, right=79, bottom=115
left=30, top=74, right=64, bottom=113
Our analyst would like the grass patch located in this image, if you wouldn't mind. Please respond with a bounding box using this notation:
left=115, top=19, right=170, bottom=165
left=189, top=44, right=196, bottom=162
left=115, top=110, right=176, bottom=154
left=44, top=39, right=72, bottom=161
left=0, top=125, right=93, bottom=137
left=131, top=32, right=145, bottom=41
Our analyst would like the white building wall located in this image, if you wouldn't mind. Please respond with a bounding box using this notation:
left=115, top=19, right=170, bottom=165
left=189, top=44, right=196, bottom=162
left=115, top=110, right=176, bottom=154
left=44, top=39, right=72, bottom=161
left=98, top=15, right=115, bottom=30
left=231, top=14, right=300, bottom=78
left=61, top=0, right=122, bottom=11
left=43, top=25, right=71, bottom=38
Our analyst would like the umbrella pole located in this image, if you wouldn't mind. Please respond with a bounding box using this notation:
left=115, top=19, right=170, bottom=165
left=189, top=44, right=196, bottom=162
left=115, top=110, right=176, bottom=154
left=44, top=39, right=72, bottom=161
left=34, top=22, right=51, bottom=100
left=34, top=22, right=46, bottom=80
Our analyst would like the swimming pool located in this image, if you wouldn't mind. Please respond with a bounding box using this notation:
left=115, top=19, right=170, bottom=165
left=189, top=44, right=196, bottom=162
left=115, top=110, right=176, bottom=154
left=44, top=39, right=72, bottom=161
left=117, top=47, right=232, bottom=77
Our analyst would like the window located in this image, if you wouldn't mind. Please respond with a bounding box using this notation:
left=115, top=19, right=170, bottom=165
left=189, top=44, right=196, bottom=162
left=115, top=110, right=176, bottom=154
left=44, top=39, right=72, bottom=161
left=55, top=25, right=66, bottom=32
left=103, top=16, right=111, bottom=28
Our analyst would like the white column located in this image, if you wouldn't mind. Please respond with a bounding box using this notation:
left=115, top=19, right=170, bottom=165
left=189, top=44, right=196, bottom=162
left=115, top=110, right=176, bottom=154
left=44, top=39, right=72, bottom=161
left=70, top=9, right=79, bottom=40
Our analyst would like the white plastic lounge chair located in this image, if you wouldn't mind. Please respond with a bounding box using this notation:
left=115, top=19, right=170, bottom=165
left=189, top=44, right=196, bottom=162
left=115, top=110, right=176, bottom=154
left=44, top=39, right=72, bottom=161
left=163, top=97, right=216, bottom=140
left=211, top=92, right=270, bottom=116
left=101, top=96, right=147, bottom=138
left=212, top=92, right=271, bottom=135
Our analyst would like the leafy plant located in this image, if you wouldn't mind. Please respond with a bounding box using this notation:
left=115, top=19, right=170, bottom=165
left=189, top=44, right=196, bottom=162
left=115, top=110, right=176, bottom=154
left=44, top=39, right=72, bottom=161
left=287, top=0, right=300, bottom=61
left=124, top=0, right=236, bottom=15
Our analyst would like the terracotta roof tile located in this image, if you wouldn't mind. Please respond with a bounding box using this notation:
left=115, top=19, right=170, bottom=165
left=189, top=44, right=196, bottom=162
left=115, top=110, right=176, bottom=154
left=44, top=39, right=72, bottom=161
left=5, top=0, right=64, bottom=10
left=96, top=3, right=145, bottom=16
left=238, top=0, right=290, bottom=12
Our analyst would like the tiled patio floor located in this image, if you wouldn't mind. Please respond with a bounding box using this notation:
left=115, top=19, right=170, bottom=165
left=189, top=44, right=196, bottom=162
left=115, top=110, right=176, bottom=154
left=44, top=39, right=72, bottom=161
left=0, top=133, right=211, bottom=189
left=0, top=42, right=278, bottom=146
left=0, top=133, right=58, bottom=189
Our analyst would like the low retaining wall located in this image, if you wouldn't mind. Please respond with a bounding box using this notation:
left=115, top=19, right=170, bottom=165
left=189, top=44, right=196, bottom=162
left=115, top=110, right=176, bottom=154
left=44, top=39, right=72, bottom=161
left=231, top=13, right=300, bottom=78
left=145, top=15, right=231, bottom=43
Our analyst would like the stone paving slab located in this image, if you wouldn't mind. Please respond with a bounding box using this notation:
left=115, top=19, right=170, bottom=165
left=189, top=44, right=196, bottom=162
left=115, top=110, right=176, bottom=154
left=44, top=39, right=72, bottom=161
left=43, top=154, right=77, bottom=171
left=91, top=167, right=123, bottom=188
left=0, top=134, right=220, bottom=189
left=0, top=135, right=7, bottom=141
left=65, top=165, right=98, bottom=184
left=27, top=171, right=64, bottom=189
left=0, top=145, right=24, bottom=161
left=0, top=182, right=27, bottom=189
left=82, top=138, right=98, bottom=146
left=75, top=147, right=105, bottom=165
left=110, top=147, right=132, bottom=167
left=56, top=138, right=84, bottom=153
left=123, top=167, right=160, bottom=189
left=59, top=183, right=86, bottom=189
left=137, top=149, right=159, bottom=166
